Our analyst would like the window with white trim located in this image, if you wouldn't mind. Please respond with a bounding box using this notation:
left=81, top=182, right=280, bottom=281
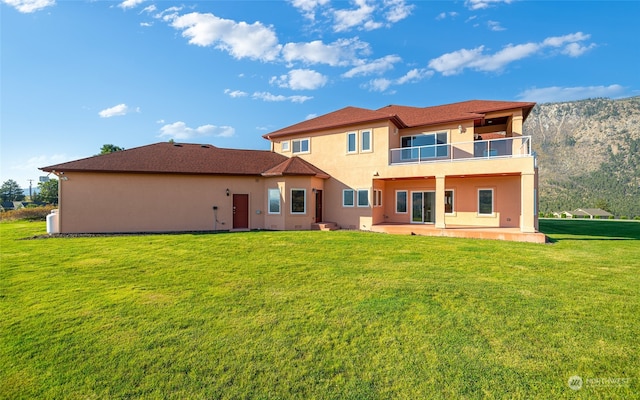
left=347, top=132, right=357, bottom=153
left=357, top=189, right=369, bottom=207
left=291, top=189, right=306, bottom=214
left=343, top=189, right=354, bottom=207
left=478, top=189, right=494, bottom=215
left=292, top=138, right=310, bottom=154
left=373, top=189, right=382, bottom=207
left=361, top=130, right=372, bottom=152
left=268, top=188, right=280, bottom=214
left=445, top=190, right=454, bottom=214
left=396, top=190, right=407, bottom=213
left=281, top=141, right=290, bottom=152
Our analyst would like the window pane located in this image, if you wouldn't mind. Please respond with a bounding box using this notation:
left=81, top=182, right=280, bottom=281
left=361, top=130, right=371, bottom=151
left=396, top=191, right=407, bottom=213
left=268, top=189, right=280, bottom=213
left=343, top=189, right=354, bottom=206
left=357, top=189, right=369, bottom=207
left=292, top=140, right=301, bottom=153
left=301, top=139, right=309, bottom=152
left=478, top=189, right=493, bottom=215
left=347, top=133, right=356, bottom=152
left=401, top=136, right=412, bottom=148
left=291, top=189, right=305, bottom=213
left=281, top=141, right=289, bottom=152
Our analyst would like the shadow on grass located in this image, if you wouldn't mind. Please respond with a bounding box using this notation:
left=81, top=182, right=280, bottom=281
left=539, top=219, right=640, bottom=242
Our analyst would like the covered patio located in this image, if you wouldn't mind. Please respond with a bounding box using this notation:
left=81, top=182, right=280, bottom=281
left=371, top=223, right=547, bottom=243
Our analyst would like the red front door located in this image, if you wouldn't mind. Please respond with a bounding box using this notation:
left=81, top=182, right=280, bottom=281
left=233, top=194, right=249, bottom=229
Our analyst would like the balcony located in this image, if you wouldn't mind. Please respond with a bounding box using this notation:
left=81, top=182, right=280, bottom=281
left=390, top=135, right=532, bottom=165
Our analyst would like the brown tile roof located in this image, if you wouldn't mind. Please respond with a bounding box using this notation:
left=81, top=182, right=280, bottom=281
left=264, top=100, right=536, bottom=139
left=264, top=106, right=405, bottom=139
left=40, top=142, right=327, bottom=177
left=261, top=157, right=330, bottom=179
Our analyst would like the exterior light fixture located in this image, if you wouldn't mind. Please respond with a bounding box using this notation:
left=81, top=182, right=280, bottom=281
left=458, top=125, right=463, bottom=134
left=226, top=188, right=230, bottom=196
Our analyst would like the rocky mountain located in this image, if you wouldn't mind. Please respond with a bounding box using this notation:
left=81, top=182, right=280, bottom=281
left=524, top=96, right=640, bottom=217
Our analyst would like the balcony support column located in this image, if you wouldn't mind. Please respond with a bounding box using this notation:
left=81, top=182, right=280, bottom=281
left=435, top=175, right=446, bottom=229
left=520, top=172, right=536, bottom=233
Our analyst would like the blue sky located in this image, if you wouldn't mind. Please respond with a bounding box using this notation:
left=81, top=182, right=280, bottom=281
left=2, top=0, right=639, bottom=189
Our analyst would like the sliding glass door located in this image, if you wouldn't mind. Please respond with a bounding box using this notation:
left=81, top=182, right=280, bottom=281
left=411, top=191, right=435, bottom=223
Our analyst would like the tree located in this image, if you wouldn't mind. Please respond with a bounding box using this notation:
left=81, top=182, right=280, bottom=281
left=38, top=179, right=59, bottom=204
left=0, top=179, right=25, bottom=202
left=98, top=144, right=124, bottom=155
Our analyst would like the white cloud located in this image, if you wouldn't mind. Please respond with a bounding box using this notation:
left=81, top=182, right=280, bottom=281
left=488, top=20, right=505, bottom=31
left=516, top=84, right=626, bottom=103
left=342, top=55, right=402, bottom=78
left=141, top=4, right=155, bottom=13
left=224, top=89, right=248, bottom=98
left=169, top=12, right=282, bottom=62
left=428, top=32, right=595, bottom=75
left=288, top=0, right=330, bottom=20
left=288, top=0, right=412, bottom=31
left=13, top=154, right=74, bottom=171
left=365, top=68, right=433, bottom=92
left=252, top=92, right=313, bottom=103
left=98, top=103, right=136, bottom=118
left=158, top=121, right=235, bottom=139
left=332, top=0, right=413, bottom=32
left=465, top=0, right=512, bottom=10
left=140, top=22, right=152, bottom=27
left=155, top=6, right=183, bottom=21
left=384, top=0, right=415, bottom=23
left=436, top=11, right=458, bottom=20
left=562, top=42, right=596, bottom=57
left=2, top=0, right=55, bottom=13
left=271, top=69, right=328, bottom=90
left=282, top=38, right=371, bottom=67
left=305, top=113, right=318, bottom=120
left=118, top=0, right=144, bottom=10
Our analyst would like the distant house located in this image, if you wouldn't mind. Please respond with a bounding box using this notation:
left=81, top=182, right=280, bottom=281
left=41, top=99, right=545, bottom=242
left=573, top=208, right=613, bottom=219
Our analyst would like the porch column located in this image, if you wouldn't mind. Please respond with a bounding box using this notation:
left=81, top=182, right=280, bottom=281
left=435, top=175, right=446, bottom=229
left=520, top=172, right=536, bottom=233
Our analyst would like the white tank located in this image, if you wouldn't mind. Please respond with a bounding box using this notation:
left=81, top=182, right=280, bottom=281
left=46, top=209, right=59, bottom=234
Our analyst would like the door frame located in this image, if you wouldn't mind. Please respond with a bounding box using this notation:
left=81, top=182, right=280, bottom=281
left=232, top=193, right=249, bottom=229
left=410, top=190, right=436, bottom=224
left=315, top=189, right=323, bottom=222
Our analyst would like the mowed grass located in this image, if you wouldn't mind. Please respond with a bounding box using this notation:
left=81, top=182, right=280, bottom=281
left=1, top=220, right=639, bottom=399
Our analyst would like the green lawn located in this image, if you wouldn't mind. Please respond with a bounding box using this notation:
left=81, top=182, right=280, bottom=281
left=1, top=220, right=638, bottom=399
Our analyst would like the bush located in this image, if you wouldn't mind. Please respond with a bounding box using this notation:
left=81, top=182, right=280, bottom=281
left=0, top=205, right=56, bottom=222
left=620, top=216, right=628, bottom=220
left=609, top=215, right=615, bottom=219
left=634, top=216, right=640, bottom=221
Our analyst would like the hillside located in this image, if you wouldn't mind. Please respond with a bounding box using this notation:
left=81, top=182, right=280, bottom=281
left=525, top=96, right=640, bottom=217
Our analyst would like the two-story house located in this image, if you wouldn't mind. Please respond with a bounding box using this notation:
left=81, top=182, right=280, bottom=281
left=42, top=99, right=544, bottom=242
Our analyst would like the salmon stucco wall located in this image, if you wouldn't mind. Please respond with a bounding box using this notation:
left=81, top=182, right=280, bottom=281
left=57, top=172, right=267, bottom=233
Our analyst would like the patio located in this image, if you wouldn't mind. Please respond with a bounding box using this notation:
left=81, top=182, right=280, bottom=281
left=371, top=223, right=547, bottom=243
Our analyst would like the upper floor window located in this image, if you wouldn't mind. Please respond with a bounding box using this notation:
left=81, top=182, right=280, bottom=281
left=401, top=132, right=447, bottom=160
left=281, top=141, right=290, bottom=152
left=347, top=132, right=357, bottom=153
left=292, top=138, right=310, bottom=154
left=361, top=130, right=372, bottom=152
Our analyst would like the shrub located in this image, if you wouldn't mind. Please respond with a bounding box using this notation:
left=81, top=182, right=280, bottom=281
left=634, top=216, right=640, bottom=221
left=620, top=216, right=628, bottom=220
left=0, top=205, right=56, bottom=222
left=609, top=215, right=615, bottom=219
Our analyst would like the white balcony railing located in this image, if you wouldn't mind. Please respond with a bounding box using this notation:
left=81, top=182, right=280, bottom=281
left=389, top=135, right=532, bottom=165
